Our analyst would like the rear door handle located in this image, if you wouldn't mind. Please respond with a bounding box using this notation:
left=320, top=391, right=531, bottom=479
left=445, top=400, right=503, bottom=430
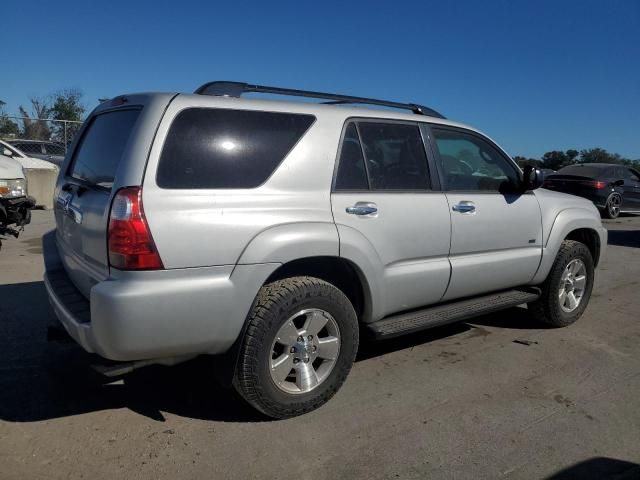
left=452, top=201, right=476, bottom=214
left=346, top=202, right=378, bottom=216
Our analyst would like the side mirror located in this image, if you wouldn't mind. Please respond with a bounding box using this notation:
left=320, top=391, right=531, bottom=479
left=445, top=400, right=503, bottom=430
left=3, top=148, right=13, bottom=157
left=522, top=165, right=543, bottom=191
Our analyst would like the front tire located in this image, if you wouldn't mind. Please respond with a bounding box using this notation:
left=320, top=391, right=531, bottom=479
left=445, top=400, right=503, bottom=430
left=528, top=240, right=594, bottom=327
left=234, top=276, right=359, bottom=419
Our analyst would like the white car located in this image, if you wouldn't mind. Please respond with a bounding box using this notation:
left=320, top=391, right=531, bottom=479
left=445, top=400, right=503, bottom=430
left=0, top=153, right=34, bottom=248
left=1, top=139, right=58, bottom=170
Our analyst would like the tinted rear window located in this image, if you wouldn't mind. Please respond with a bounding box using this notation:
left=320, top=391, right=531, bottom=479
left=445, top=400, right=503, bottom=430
left=69, top=109, right=141, bottom=189
left=556, top=165, right=607, bottom=177
left=157, top=108, right=315, bottom=189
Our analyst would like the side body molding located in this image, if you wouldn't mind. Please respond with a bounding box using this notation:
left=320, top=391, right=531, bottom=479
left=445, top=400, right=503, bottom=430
left=529, top=208, right=608, bottom=285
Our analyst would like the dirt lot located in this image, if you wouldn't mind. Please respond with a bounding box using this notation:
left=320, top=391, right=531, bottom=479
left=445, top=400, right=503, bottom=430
left=1, top=211, right=639, bottom=479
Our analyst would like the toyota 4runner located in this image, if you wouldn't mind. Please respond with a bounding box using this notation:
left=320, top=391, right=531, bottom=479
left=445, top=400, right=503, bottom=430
left=43, top=82, right=607, bottom=418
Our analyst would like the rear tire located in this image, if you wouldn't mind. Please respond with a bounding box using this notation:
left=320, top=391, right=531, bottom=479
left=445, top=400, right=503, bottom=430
left=234, top=276, right=358, bottom=419
left=601, top=193, right=622, bottom=219
left=528, top=240, right=594, bottom=327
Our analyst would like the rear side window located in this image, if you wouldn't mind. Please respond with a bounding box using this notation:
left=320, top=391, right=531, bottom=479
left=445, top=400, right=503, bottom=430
left=358, top=122, right=431, bottom=190
left=69, top=109, right=141, bottom=189
left=157, top=108, right=315, bottom=189
left=335, top=121, right=431, bottom=191
left=334, top=123, right=368, bottom=190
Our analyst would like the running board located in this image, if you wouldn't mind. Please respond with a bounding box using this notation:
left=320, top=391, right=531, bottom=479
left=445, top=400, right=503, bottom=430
left=366, top=288, right=540, bottom=339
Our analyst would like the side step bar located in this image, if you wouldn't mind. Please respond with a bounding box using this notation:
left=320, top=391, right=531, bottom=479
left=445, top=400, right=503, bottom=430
left=366, top=288, right=540, bottom=339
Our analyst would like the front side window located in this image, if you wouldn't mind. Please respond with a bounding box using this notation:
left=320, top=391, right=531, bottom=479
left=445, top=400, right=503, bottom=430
left=357, top=122, right=431, bottom=190
left=157, top=108, right=315, bottom=189
left=432, top=128, right=519, bottom=192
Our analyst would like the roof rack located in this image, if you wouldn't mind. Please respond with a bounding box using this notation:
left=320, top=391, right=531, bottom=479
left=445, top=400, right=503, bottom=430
left=193, top=81, right=445, bottom=119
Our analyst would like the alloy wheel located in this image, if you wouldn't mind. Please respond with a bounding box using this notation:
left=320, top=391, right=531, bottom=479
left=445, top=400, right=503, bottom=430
left=608, top=194, right=621, bottom=218
left=558, top=258, right=587, bottom=313
left=269, top=309, right=341, bottom=394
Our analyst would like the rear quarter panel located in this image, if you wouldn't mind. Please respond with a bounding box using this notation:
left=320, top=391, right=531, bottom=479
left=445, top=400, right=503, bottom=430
left=142, top=95, right=342, bottom=268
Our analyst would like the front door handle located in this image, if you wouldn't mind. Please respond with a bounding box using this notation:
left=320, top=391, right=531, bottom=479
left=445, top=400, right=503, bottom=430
left=346, top=202, right=378, bottom=216
left=452, top=201, right=476, bottom=214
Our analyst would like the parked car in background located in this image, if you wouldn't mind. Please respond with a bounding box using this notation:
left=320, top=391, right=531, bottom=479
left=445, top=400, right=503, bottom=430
left=7, top=140, right=66, bottom=166
left=0, top=153, right=34, bottom=249
left=543, top=163, right=640, bottom=218
left=1, top=140, right=59, bottom=169
left=539, top=168, right=556, bottom=180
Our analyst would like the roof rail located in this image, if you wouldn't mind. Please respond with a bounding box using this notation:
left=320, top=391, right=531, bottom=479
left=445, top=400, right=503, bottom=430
left=193, top=81, right=445, bottom=119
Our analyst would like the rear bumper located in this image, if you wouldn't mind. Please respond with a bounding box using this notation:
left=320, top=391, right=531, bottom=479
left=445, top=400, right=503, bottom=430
left=43, top=231, right=279, bottom=361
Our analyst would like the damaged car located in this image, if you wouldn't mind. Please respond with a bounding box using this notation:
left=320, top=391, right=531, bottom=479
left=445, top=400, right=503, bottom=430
left=0, top=153, right=35, bottom=249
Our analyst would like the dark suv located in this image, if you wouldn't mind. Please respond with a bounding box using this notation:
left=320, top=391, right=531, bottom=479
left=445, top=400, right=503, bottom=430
left=543, top=163, right=640, bottom=218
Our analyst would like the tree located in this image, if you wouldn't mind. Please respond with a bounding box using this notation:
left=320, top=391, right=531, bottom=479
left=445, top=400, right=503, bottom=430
left=19, top=97, right=51, bottom=140
left=566, top=149, right=579, bottom=163
left=49, top=88, right=85, bottom=144
left=540, top=150, right=577, bottom=170
left=579, top=148, right=627, bottom=165
left=0, top=100, right=20, bottom=137
left=513, top=156, right=542, bottom=168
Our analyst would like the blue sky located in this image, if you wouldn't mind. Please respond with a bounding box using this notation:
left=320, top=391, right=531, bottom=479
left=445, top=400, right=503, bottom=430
left=2, top=0, right=639, bottom=159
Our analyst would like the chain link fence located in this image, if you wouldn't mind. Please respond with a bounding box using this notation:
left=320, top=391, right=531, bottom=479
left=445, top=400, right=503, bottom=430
left=0, top=116, right=83, bottom=163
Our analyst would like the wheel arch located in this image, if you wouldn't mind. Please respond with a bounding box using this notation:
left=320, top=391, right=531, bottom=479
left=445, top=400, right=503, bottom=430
left=565, top=228, right=601, bottom=267
left=264, top=256, right=373, bottom=324
left=530, top=208, right=607, bottom=285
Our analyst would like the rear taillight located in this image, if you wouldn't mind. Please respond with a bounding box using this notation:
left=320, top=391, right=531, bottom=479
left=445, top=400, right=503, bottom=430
left=581, top=180, right=607, bottom=189
left=108, top=186, right=163, bottom=270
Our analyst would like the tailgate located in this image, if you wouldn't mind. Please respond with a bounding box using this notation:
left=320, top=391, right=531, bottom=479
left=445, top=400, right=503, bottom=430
left=53, top=94, right=175, bottom=298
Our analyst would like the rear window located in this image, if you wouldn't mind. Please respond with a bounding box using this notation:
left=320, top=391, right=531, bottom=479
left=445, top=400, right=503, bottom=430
left=556, top=165, right=607, bottom=177
left=157, top=108, right=315, bottom=189
left=69, top=109, right=141, bottom=189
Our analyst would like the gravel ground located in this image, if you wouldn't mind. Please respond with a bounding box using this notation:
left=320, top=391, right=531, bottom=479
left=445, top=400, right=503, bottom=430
left=1, top=211, right=639, bottom=479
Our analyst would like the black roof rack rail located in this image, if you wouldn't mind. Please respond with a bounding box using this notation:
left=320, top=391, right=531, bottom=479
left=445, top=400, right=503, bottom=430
left=193, top=81, right=445, bottom=119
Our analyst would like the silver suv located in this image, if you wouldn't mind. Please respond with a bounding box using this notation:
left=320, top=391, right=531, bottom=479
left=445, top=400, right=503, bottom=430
left=43, top=82, right=607, bottom=418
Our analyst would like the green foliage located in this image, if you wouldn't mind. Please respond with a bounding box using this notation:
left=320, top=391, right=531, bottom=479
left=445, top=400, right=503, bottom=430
left=0, top=100, right=20, bottom=137
left=513, top=156, right=541, bottom=168
left=13, top=89, right=85, bottom=143
left=19, top=97, right=51, bottom=141
left=50, top=88, right=85, bottom=123
left=49, top=88, right=85, bottom=143
left=540, top=150, right=575, bottom=170
left=578, top=147, right=634, bottom=165
left=514, top=148, right=638, bottom=171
